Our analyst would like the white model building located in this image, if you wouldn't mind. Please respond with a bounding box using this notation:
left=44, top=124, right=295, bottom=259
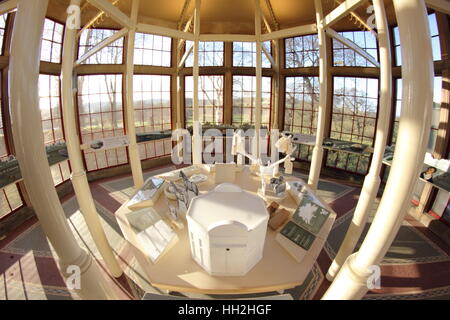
left=186, top=183, right=269, bottom=276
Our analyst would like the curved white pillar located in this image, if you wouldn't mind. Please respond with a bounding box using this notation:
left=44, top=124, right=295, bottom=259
left=10, top=0, right=118, bottom=299
left=326, top=0, right=392, bottom=281
left=61, top=0, right=122, bottom=278
left=308, top=0, right=328, bottom=190
left=322, top=0, right=434, bottom=300
left=125, top=0, right=144, bottom=188
left=192, top=0, right=202, bottom=165
left=254, top=0, right=262, bottom=162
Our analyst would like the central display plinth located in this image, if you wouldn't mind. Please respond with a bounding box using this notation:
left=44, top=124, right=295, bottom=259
left=186, top=183, right=269, bottom=276
left=115, top=165, right=336, bottom=294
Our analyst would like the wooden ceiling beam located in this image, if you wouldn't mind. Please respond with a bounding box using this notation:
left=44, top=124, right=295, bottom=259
left=86, top=0, right=133, bottom=28
left=0, top=0, right=17, bottom=15
left=323, top=0, right=366, bottom=28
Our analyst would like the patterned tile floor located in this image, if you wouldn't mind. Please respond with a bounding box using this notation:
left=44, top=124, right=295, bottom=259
left=1, top=165, right=449, bottom=300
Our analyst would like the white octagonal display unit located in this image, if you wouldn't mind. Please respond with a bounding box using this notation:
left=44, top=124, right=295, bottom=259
left=186, top=183, right=269, bottom=276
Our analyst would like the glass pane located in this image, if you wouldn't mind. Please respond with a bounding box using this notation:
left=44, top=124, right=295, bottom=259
left=328, top=77, right=379, bottom=174
left=40, top=19, right=63, bottom=63
left=77, top=74, right=126, bottom=170
left=79, top=29, right=124, bottom=64
left=333, top=31, right=378, bottom=67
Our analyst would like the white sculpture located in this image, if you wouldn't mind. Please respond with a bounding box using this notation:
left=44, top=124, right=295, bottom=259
left=231, top=130, right=297, bottom=178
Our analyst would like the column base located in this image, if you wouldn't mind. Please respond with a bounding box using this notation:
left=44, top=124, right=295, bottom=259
left=322, top=253, right=373, bottom=300
left=59, top=248, right=119, bottom=300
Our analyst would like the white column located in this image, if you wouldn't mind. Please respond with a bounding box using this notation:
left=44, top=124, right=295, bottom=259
left=176, top=67, right=183, bottom=130
left=125, top=0, right=144, bottom=188
left=62, top=0, right=122, bottom=278
left=308, top=0, right=328, bottom=190
left=10, top=0, right=118, bottom=299
left=175, top=44, right=184, bottom=163
left=192, top=0, right=202, bottom=165
left=322, top=0, right=434, bottom=300
left=254, top=0, right=262, bottom=163
left=326, top=0, right=392, bottom=281
left=271, top=39, right=280, bottom=172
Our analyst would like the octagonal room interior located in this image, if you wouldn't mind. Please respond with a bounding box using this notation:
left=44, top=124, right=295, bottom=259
left=0, top=0, right=449, bottom=300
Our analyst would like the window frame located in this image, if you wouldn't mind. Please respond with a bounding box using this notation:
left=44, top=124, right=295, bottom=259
left=76, top=73, right=128, bottom=172
left=0, top=70, right=25, bottom=219
left=232, top=41, right=272, bottom=68
left=38, top=73, right=72, bottom=186
left=40, top=17, right=65, bottom=64
left=0, top=12, right=11, bottom=56
left=331, top=30, right=379, bottom=68
left=133, top=74, right=173, bottom=160
left=231, top=74, right=272, bottom=128
left=283, top=76, right=320, bottom=161
left=184, top=74, right=225, bottom=127
left=284, top=34, right=320, bottom=69
left=185, top=41, right=225, bottom=68
left=325, top=75, right=380, bottom=175
left=77, top=27, right=125, bottom=65
left=134, top=32, right=172, bottom=67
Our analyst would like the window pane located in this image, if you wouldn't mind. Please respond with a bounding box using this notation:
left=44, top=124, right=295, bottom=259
left=0, top=75, right=24, bottom=216
left=327, top=76, right=379, bottom=174
left=40, top=18, right=64, bottom=63
left=233, top=41, right=271, bottom=68
left=285, top=35, right=319, bottom=68
left=133, top=75, right=172, bottom=160
left=79, top=29, right=124, bottom=64
left=77, top=74, right=127, bottom=170
left=38, top=74, right=71, bottom=185
left=0, top=13, right=7, bottom=55
left=185, top=75, right=224, bottom=126
left=332, top=31, right=378, bottom=67
left=232, top=75, right=271, bottom=127
left=134, top=33, right=171, bottom=66
left=185, top=41, right=224, bottom=67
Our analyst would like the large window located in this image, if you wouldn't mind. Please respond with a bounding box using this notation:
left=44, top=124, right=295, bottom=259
left=77, top=74, right=127, bottom=171
left=0, top=79, right=24, bottom=218
left=133, top=75, right=172, bottom=160
left=333, top=31, right=378, bottom=67
left=185, top=75, right=224, bottom=126
left=0, top=13, right=8, bottom=55
left=185, top=41, right=224, bottom=67
left=39, top=75, right=63, bottom=145
left=283, top=76, right=319, bottom=161
left=79, top=29, right=124, bottom=64
left=326, top=76, right=379, bottom=174
left=41, top=18, right=64, bottom=63
left=134, top=33, right=171, bottom=66
left=392, top=77, right=442, bottom=151
left=232, top=76, right=271, bottom=127
left=285, top=35, right=319, bottom=68
left=38, top=74, right=71, bottom=185
left=394, top=13, right=441, bottom=66
left=233, top=41, right=271, bottom=68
